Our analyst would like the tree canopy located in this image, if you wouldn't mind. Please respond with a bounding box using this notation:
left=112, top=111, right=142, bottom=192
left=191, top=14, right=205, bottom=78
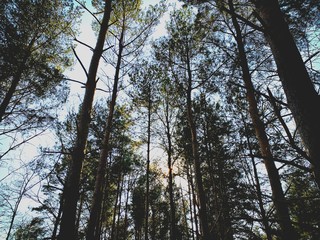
left=0, top=0, right=319, bottom=239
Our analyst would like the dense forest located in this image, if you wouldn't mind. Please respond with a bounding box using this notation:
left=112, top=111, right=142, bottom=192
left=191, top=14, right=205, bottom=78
left=0, top=0, right=319, bottom=239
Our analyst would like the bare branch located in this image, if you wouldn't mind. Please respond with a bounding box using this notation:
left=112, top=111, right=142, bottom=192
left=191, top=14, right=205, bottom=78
left=75, top=0, right=101, bottom=25
left=74, top=38, right=94, bottom=51
left=72, top=46, right=88, bottom=78
left=304, top=50, right=320, bottom=64
left=267, top=88, right=311, bottom=162
left=64, top=77, right=86, bottom=86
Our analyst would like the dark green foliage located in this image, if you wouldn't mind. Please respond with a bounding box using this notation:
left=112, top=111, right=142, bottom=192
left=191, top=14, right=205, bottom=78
left=14, top=217, right=45, bottom=240
left=0, top=0, right=79, bottom=160
left=0, top=0, right=77, bottom=110
left=1, top=1, right=320, bottom=239
left=286, top=169, right=320, bottom=239
left=176, top=96, right=258, bottom=239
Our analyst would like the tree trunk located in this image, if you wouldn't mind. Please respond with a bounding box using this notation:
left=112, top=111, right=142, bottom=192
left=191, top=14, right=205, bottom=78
left=0, top=68, right=23, bottom=122
left=52, top=191, right=64, bottom=239
left=180, top=186, right=190, bottom=240
left=164, top=97, right=177, bottom=240
left=228, top=1, right=298, bottom=239
left=253, top=0, right=320, bottom=186
left=75, top=190, right=84, bottom=235
left=85, top=22, right=124, bottom=240
left=144, top=86, right=152, bottom=240
left=58, top=2, right=112, bottom=239
left=6, top=189, right=24, bottom=240
left=123, top=176, right=131, bottom=237
left=217, top=159, right=233, bottom=240
left=95, top=173, right=110, bottom=239
left=111, top=173, right=122, bottom=240
left=243, top=121, right=272, bottom=240
left=0, top=37, right=35, bottom=122
left=116, top=174, right=125, bottom=238
left=186, top=164, right=196, bottom=240
left=185, top=46, right=211, bottom=240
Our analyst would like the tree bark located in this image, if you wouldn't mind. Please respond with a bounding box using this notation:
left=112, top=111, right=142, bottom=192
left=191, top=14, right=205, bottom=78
left=253, top=0, right=320, bottom=186
left=144, top=88, right=151, bottom=240
left=116, top=173, right=125, bottom=238
left=164, top=97, right=177, bottom=240
left=58, top=1, right=112, bottom=239
left=85, top=17, right=124, bottom=240
left=228, top=1, right=298, bottom=239
left=111, top=173, right=122, bottom=240
left=186, top=164, right=196, bottom=240
left=243, top=122, right=272, bottom=240
left=0, top=69, right=23, bottom=122
left=185, top=45, right=212, bottom=240
left=52, top=192, right=64, bottom=240
left=0, top=35, right=36, bottom=122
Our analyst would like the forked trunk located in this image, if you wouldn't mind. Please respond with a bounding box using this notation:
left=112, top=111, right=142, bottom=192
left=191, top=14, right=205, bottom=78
left=85, top=22, right=124, bottom=240
left=58, top=2, right=112, bottom=239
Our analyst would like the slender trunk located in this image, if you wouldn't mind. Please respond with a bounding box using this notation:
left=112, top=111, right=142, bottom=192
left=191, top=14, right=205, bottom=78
left=202, top=101, right=221, bottom=239
left=186, top=165, right=196, bottom=240
left=216, top=159, right=233, bottom=240
left=228, top=1, right=297, bottom=239
left=150, top=207, right=156, bottom=240
left=123, top=176, right=131, bottom=237
left=0, top=69, right=23, bottom=122
left=185, top=46, right=211, bottom=240
left=6, top=173, right=35, bottom=240
left=111, top=173, right=122, bottom=240
left=180, top=186, right=190, bottom=240
left=85, top=19, right=124, bottom=240
left=253, top=0, right=320, bottom=186
left=243, top=120, right=272, bottom=240
left=58, top=2, right=112, bottom=239
left=116, top=174, right=125, bottom=238
left=52, top=192, right=64, bottom=240
left=144, top=91, right=152, bottom=240
left=252, top=156, right=273, bottom=240
left=75, top=191, right=84, bottom=235
left=0, top=36, right=35, bottom=122
left=95, top=173, right=110, bottom=239
left=164, top=97, right=177, bottom=240
left=188, top=164, right=200, bottom=240
left=6, top=193, right=23, bottom=240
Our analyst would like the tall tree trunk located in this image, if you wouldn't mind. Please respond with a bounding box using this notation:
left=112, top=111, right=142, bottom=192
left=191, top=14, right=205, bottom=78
left=164, top=97, right=177, bottom=240
left=123, top=176, right=131, bottom=238
left=116, top=174, right=125, bottom=239
left=180, top=186, right=190, bottom=240
left=0, top=68, right=23, bottom=122
left=185, top=46, right=211, bottom=240
left=150, top=207, right=156, bottom=240
left=95, top=171, right=110, bottom=239
left=111, top=173, right=122, bottom=240
left=58, top=2, right=112, bottom=239
left=253, top=0, right=320, bottom=186
left=52, top=192, right=64, bottom=240
left=144, top=88, right=152, bottom=240
left=186, top=164, right=196, bottom=240
left=188, top=164, right=200, bottom=240
left=217, top=159, right=233, bottom=239
left=75, top=190, right=84, bottom=234
left=228, top=1, right=298, bottom=239
left=86, top=22, right=124, bottom=240
left=6, top=183, right=26, bottom=240
left=243, top=120, right=272, bottom=240
left=0, top=36, right=35, bottom=122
